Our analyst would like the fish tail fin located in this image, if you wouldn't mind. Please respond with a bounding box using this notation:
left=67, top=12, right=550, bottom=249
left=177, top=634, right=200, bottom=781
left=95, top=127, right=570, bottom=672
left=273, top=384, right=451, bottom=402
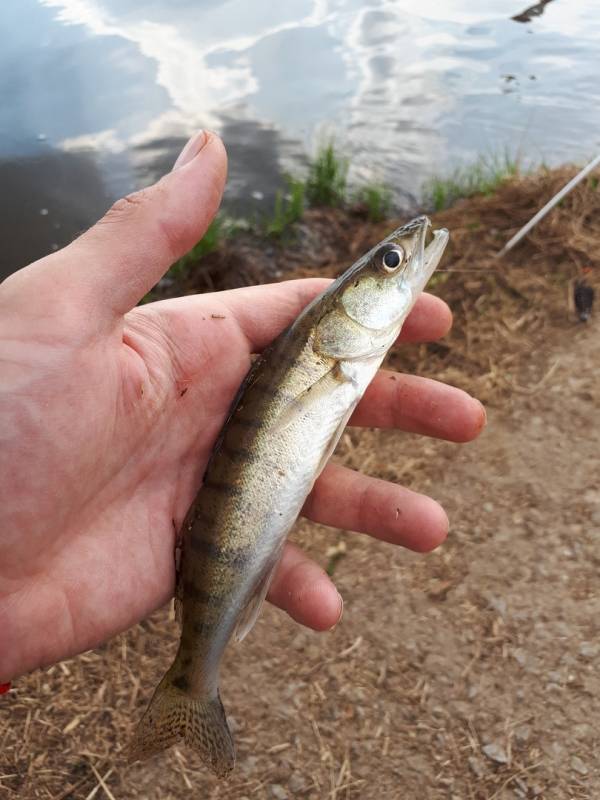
left=129, top=670, right=235, bottom=777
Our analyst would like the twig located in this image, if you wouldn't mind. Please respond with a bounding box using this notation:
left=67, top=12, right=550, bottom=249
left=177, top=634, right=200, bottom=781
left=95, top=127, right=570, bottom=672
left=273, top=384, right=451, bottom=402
left=488, top=761, right=544, bottom=800
left=88, top=765, right=116, bottom=800
left=502, top=358, right=561, bottom=395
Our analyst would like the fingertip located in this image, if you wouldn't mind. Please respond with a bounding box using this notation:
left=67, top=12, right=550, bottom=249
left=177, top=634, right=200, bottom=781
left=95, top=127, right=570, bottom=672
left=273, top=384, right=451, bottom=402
left=286, top=562, right=342, bottom=631
left=268, top=546, right=342, bottom=631
left=401, top=293, right=453, bottom=342
left=436, top=298, right=453, bottom=338
left=446, top=393, right=488, bottom=443
left=406, top=498, right=449, bottom=553
left=455, top=397, right=487, bottom=443
left=189, top=130, right=228, bottom=184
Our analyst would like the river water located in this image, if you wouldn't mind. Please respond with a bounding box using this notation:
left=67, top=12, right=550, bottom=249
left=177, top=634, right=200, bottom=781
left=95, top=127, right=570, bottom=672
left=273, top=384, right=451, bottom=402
left=1, top=0, right=599, bottom=276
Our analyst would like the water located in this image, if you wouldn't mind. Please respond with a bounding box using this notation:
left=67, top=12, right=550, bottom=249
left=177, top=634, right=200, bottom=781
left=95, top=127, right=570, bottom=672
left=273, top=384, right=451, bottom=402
left=1, top=0, right=600, bottom=277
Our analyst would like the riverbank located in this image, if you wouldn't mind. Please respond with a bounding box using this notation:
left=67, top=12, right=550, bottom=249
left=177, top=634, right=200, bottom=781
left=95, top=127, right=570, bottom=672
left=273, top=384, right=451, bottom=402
left=2, top=165, right=599, bottom=799
left=152, top=163, right=598, bottom=408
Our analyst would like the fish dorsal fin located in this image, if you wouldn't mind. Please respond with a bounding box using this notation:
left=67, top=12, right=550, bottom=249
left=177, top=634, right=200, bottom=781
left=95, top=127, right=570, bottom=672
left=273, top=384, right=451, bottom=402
left=234, top=548, right=284, bottom=643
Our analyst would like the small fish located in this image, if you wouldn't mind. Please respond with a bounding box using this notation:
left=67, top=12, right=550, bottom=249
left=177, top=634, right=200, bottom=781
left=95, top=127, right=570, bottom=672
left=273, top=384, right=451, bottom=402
left=129, top=216, right=449, bottom=776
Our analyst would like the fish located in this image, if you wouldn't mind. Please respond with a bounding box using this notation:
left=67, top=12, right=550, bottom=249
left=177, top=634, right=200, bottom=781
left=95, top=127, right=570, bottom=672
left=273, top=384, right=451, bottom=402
left=129, top=215, right=449, bottom=776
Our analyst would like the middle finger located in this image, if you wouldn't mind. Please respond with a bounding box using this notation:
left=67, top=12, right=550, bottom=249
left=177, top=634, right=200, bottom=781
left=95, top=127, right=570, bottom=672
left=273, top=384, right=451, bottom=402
left=350, top=369, right=486, bottom=442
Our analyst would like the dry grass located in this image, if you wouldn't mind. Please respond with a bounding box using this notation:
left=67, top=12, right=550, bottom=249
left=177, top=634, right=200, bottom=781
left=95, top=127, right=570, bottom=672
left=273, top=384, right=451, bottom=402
left=2, top=165, right=599, bottom=799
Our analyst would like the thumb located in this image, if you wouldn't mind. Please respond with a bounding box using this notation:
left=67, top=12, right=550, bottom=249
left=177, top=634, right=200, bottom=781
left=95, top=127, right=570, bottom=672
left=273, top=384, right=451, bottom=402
left=57, top=130, right=226, bottom=320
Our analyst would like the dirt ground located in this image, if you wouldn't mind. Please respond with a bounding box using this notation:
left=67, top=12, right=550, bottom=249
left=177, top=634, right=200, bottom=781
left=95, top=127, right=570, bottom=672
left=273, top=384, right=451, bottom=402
left=1, top=168, right=599, bottom=799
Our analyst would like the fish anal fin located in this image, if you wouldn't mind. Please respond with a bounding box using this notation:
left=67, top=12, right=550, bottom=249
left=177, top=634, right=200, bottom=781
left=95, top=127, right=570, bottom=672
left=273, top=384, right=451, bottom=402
left=234, top=548, right=284, bottom=643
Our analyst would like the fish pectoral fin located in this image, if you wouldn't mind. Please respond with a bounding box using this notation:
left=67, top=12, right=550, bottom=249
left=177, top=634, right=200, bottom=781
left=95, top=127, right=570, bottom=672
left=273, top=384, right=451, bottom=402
left=313, top=394, right=362, bottom=481
left=174, top=589, right=183, bottom=625
left=174, top=565, right=184, bottom=625
left=174, top=530, right=184, bottom=625
left=234, top=547, right=285, bottom=643
left=270, top=361, right=355, bottom=437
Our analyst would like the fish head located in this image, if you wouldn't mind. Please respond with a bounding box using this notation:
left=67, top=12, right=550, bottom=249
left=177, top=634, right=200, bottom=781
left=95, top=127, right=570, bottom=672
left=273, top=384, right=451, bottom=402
left=338, top=216, right=449, bottom=333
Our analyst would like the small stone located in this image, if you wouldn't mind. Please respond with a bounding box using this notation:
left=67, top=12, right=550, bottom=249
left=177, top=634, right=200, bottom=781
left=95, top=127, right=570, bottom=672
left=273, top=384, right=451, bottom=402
left=289, top=774, right=306, bottom=793
left=483, top=502, right=494, bottom=513
left=573, top=723, right=593, bottom=739
left=545, top=682, right=561, bottom=693
left=571, top=756, right=588, bottom=775
left=488, top=596, right=507, bottom=617
left=579, top=641, right=599, bottom=659
left=482, top=742, right=508, bottom=764
left=239, top=755, right=258, bottom=775
left=547, top=741, right=564, bottom=759
left=514, top=724, right=531, bottom=744
left=512, top=648, right=527, bottom=667
left=40, top=208, right=49, bottom=216
left=270, top=784, right=288, bottom=799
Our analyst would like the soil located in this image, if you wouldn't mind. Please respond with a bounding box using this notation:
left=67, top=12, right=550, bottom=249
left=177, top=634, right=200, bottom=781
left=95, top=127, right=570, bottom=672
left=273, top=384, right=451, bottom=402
left=1, top=167, right=599, bottom=799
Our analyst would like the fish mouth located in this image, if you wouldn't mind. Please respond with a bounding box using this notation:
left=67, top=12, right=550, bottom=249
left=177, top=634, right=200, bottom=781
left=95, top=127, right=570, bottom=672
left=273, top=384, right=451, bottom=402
left=406, top=216, right=449, bottom=294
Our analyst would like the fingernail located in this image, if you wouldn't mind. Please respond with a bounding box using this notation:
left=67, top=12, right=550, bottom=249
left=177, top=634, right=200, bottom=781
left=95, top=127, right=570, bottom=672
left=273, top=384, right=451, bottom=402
left=477, top=399, right=488, bottom=426
left=173, top=130, right=207, bottom=170
left=329, top=592, right=344, bottom=631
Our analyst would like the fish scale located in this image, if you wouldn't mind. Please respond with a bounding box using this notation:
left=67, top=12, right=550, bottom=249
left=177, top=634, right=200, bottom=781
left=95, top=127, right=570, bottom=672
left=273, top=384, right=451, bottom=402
left=129, top=216, right=449, bottom=777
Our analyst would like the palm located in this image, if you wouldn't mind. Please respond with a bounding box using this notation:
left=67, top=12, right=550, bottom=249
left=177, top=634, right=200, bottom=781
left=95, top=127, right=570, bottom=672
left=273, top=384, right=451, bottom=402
left=0, top=290, right=271, bottom=674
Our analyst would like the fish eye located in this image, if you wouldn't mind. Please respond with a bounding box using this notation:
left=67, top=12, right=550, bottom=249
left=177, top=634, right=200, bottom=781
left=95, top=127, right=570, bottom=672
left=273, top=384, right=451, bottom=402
left=380, top=246, right=405, bottom=272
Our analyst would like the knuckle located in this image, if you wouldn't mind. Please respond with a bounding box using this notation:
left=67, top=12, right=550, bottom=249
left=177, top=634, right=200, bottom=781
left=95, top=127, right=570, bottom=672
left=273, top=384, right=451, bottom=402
left=95, top=187, right=186, bottom=264
left=101, top=190, right=150, bottom=224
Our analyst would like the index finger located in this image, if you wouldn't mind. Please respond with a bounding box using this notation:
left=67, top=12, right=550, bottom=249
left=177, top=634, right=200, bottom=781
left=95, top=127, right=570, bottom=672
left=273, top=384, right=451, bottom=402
left=163, top=279, right=452, bottom=352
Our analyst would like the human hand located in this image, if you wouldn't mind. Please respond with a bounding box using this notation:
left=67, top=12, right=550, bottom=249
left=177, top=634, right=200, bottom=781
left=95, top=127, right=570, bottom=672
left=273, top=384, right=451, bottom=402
left=0, top=131, right=485, bottom=683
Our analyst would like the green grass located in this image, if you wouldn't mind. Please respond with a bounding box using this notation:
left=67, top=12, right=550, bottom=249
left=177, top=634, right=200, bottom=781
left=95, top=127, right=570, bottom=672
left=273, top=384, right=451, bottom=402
left=147, top=143, right=524, bottom=292
left=353, top=182, right=393, bottom=222
left=140, top=143, right=524, bottom=305
left=425, top=152, right=520, bottom=212
left=153, top=142, right=392, bottom=274
left=305, top=142, right=349, bottom=207
left=265, top=177, right=305, bottom=237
